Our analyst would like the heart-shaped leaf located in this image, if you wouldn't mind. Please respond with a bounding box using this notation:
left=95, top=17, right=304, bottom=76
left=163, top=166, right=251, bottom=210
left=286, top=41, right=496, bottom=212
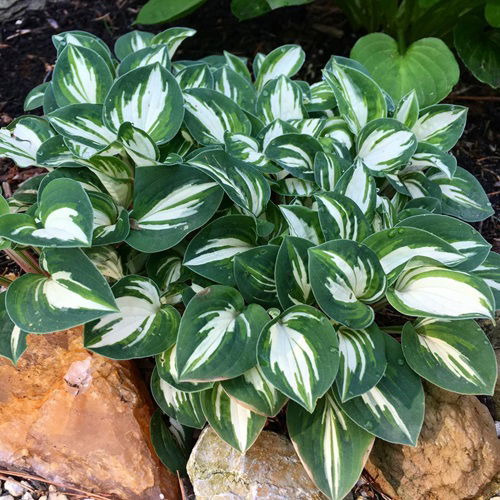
left=201, top=383, right=267, bottom=452
left=257, top=304, right=339, bottom=412
left=103, top=64, right=184, bottom=144
left=402, top=318, right=497, bottom=395
left=351, top=33, right=459, bottom=108
left=150, top=367, right=206, bottom=428
left=287, top=390, right=374, bottom=500
left=309, top=240, right=387, bottom=329
left=454, top=14, right=500, bottom=88
left=341, top=334, right=425, bottom=446
left=84, top=276, right=179, bottom=359
left=176, top=285, right=269, bottom=381
left=0, top=178, right=93, bottom=248
left=6, top=248, right=118, bottom=333
left=221, top=365, right=288, bottom=417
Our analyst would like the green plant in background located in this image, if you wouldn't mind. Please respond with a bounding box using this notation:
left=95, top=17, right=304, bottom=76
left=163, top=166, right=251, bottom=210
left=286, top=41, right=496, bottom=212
left=136, top=0, right=500, bottom=100
left=0, top=28, right=498, bottom=500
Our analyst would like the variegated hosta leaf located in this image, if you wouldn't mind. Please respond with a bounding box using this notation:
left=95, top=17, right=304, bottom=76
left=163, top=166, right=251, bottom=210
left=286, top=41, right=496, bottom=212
left=396, top=214, right=491, bottom=272
left=151, top=27, right=197, bottom=58
left=429, top=167, right=494, bottom=222
left=363, top=226, right=467, bottom=283
left=89, top=191, right=130, bottom=246
left=307, top=80, right=337, bottom=112
left=221, top=365, right=288, bottom=417
left=402, top=319, right=497, bottom=395
left=224, top=133, right=271, bottom=171
left=256, top=75, right=304, bottom=124
left=52, top=31, right=114, bottom=71
left=150, top=409, right=194, bottom=477
left=147, top=250, right=184, bottom=292
left=386, top=258, right=495, bottom=321
left=472, top=252, right=500, bottom=308
left=279, top=204, right=323, bottom=245
left=36, top=136, right=79, bottom=168
left=127, top=165, right=223, bottom=253
left=114, top=30, right=154, bottom=60
left=0, top=116, right=54, bottom=167
left=273, top=177, right=318, bottom=197
left=315, top=192, right=372, bottom=243
left=52, top=44, right=113, bottom=106
left=24, top=82, right=49, bottom=111
left=356, top=118, right=417, bottom=175
left=184, top=214, right=256, bottom=285
left=336, top=323, right=387, bottom=402
left=275, top=236, right=314, bottom=309
left=309, top=240, right=387, bottom=329
left=48, top=103, right=116, bottom=152
left=257, top=305, right=339, bottom=412
left=43, top=82, right=58, bottom=114
left=201, top=383, right=267, bottom=452
left=323, top=61, right=387, bottom=135
left=84, top=276, right=178, bottom=359
left=287, top=390, right=374, bottom=500
left=341, top=334, right=424, bottom=445
left=412, top=104, right=467, bottom=151
left=103, top=64, right=184, bottom=144
left=334, top=160, right=377, bottom=221
left=80, top=155, right=133, bottom=208
left=150, top=367, right=206, bottom=428
left=176, top=285, right=269, bottom=381
left=313, top=151, right=345, bottom=192
left=176, top=63, right=213, bottom=90
left=255, top=44, right=305, bottom=91
left=188, top=150, right=270, bottom=216
left=259, top=118, right=298, bottom=151
left=290, top=118, right=326, bottom=137
left=223, top=50, right=251, bottom=81
left=183, top=88, right=251, bottom=145
left=233, top=245, right=280, bottom=307
left=405, top=142, right=457, bottom=179
left=84, top=245, right=124, bottom=282
left=117, top=44, right=171, bottom=77
left=156, top=344, right=214, bottom=393
left=37, top=167, right=106, bottom=198
left=0, top=292, right=28, bottom=365
left=10, top=174, right=45, bottom=208
left=0, top=178, right=93, bottom=248
left=117, top=122, right=160, bottom=166
left=394, top=170, right=441, bottom=200
left=265, top=133, right=322, bottom=181
left=253, top=52, right=265, bottom=78
left=6, top=248, right=117, bottom=333
left=213, top=67, right=256, bottom=112
left=394, top=89, right=419, bottom=129
left=320, top=117, right=354, bottom=152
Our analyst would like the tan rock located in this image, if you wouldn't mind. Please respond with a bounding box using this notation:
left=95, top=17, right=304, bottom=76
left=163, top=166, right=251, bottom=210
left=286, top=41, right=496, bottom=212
left=187, top=426, right=326, bottom=499
left=0, top=328, right=179, bottom=500
left=366, top=384, right=500, bottom=500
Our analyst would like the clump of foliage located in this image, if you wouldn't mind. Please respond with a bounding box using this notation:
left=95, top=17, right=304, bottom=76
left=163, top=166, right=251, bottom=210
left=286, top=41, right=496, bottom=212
left=136, top=0, right=500, bottom=97
left=0, top=28, right=498, bottom=500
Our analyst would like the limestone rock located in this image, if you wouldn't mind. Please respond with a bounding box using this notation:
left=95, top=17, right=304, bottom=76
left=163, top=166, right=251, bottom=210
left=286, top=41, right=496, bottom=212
left=187, top=427, right=326, bottom=499
left=0, top=328, right=179, bottom=500
left=366, top=384, right=500, bottom=500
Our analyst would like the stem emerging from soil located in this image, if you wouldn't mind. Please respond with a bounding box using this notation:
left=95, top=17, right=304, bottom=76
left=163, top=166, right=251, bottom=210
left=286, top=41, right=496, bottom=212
left=3, top=248, right=46, bottom=275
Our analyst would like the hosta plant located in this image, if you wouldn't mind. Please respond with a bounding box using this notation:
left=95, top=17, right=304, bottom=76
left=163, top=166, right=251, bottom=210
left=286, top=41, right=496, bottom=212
left=0, top=27, right=498, bottom=500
